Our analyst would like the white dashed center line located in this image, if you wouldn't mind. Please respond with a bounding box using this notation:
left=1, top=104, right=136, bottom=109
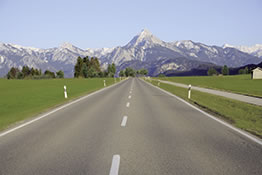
left=121, top=116, right=128, bottom=127
left=109, top=155, right=120, bottom=175
left=126, top=102, right=130, bottom=107
left=128, top=95, right=131, bottom=99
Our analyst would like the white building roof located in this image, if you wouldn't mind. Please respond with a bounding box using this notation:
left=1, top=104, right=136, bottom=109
left=252, top=67, right=262, bottom=72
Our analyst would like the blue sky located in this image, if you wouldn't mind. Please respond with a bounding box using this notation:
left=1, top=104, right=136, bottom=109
left=0, top=0, right=261, bottom=49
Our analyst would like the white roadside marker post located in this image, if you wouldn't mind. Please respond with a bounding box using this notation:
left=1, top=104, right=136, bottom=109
left=188, top=84, right=191, bottom=99
left=158, top=80, right=160, bottom=86
left=104, top=80, right=106, bottom=87
left=64, top=85, right=68, bottom=99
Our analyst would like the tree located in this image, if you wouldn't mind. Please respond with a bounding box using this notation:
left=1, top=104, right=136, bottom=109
left=44, top=70, right=55, bottom=78
left=17, top=72, right=24, bottom=79
left=244, top=67, right=249, bottom=74
left=30, top=67, right=36, bottom=76
left=221, top=65, right=229, bottom=75
left=107, top=63, right=116, bottom=77
left=35, top=68, right=41, bottom=76
left=83, top=56, right=88, bottom=63
left=82, top=63, right=88, bottom=78
left=107, top=64, right=112, bottom=77
left=125, top=67, right=130, bottom=77
left=98, top=71, right=104, bottom=78
left=7, top=67, right=18, bottom=79
left=238, top=69, right=245, bottom=74
left=6, top=66, right=44, bottom=79
left=158, top=73, right=166, bottom=77
left=74, top=56, right=106, bottom=78
left=124, top=67, right=136, bottom=77
left=139, top=68, right=148, bottom=76
left=119, top=70, right=125, bottom=77
left=93, top=57, right=101, bottom=73
left=74, top=56, right=103, bottom=78
left=89, top=57, right=100, bottom=74
left=111, top=63, right=116, bottom=76
left=88, top=67, right=96, bottom=78
left=102, top=70, right=108, bottom=77
left=22, top=66, right=30, bottom=77
left=11, top=67, right=19, bottom=78
left=207, top=67, right=218, bottom=76
left=238, top=67, right=249, bottom=74
left=7, top=72, right=12, bottom=79
left=74, top=56, right=83, bottom=78
left=56, top=70, right=64, bottom=78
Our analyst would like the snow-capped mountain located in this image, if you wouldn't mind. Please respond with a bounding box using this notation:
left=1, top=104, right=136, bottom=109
left=99, top=29, right=261, bottom=75
left=223, top=44, right=262, bottom=58
left=0, top=42, right=112, bottom=77
left=125, top=29, right=164, bottom=48
left=1, top=29, right=261, bottom=77
left=170, top=40, right=261, bottom=67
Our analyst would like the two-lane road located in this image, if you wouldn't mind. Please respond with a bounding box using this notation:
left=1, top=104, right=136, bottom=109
left=0, top=78, right=261, bottom=174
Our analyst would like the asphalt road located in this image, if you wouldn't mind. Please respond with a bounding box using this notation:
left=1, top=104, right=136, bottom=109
left=159, top=80, right=262, bottom=106
left=0, top=78, right=261, bottom=175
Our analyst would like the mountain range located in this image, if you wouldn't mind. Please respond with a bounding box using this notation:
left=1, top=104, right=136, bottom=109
left=0, top=29, right=261, bottom=77
left=222, top=44, right=262, bottom=58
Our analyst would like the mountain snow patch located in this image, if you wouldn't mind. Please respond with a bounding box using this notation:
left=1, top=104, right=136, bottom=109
left=0, top=56, right=4, bottom=64
left=160, top=62, right=180, bottom=72
left=189, top=53, right=197, bottom=57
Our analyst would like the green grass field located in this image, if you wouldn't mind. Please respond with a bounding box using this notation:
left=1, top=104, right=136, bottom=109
left=0, top=78, right=116, bottom=131
left=148, top=79, right=262, bottom=138
left=157, top=74, right=262, bottom=97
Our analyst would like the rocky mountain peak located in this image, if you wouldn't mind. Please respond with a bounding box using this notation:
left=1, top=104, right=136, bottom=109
left=60, top=42, right=76, bottom=50
left=139, top=29, right=153, bottom=38
left=125, top=29, right=163, bottom=48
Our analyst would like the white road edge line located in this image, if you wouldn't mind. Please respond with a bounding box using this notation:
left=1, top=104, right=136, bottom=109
left=128, top=95, right=131, bottom=99
left=126, top=102, right=130, bottom=107
left=0, top=79, right=129, bottom=138
left=109, top=155, right=120, bottom=175
left=121, top=116, right=128, bottom=127
left=141, top=78, right=262, bottom=146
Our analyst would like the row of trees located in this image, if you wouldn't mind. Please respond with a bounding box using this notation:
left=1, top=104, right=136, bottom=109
left=207, top=65, right=250, bottom=76
left=119, top=67, right=148, bottom=77
left=6, top=66, right=64, bottom=79
left=207, top=65, right=230, bottom=76
left=74, top=56, right=116, bottom=78
left=238, top=67, right=249, bottom=74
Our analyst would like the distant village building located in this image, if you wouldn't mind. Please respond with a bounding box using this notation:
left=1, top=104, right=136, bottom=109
left=251, top=67, right=262, bottom=79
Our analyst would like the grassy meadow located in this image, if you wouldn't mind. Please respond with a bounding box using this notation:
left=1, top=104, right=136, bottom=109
left=0, top=78, right=116, bottom=131
left=148, top=79, right=262, bottom=138
left=157, top=74, right=262, bottom=97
